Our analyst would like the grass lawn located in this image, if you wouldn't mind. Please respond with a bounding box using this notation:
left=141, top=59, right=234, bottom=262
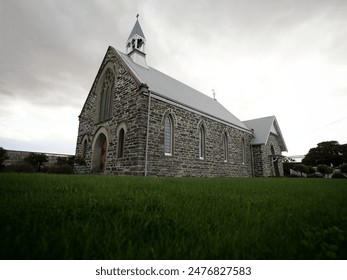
left=0, top=173, right=346, bottom=259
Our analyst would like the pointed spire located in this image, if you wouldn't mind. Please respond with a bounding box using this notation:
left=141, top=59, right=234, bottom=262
left=128, top=15, right=146, bottom=40
left=126, top=15, right=148, bottom=68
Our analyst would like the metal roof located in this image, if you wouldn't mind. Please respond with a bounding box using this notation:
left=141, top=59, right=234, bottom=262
left=128, top=19, right=146, bottom=40
left=243, top=116, right=288, bottom=151
left=116, top=50, right=251, bottom=132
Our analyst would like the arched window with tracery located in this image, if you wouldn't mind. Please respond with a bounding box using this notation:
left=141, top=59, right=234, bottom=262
left=99, top=69, right=114, bottom=122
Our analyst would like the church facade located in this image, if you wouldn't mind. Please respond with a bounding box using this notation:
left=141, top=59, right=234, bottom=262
left=75, top=19, right=287, bottom=177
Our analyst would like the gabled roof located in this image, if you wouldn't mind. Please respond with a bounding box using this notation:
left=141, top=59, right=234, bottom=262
left=128, top=19, right=145, bottom=40
left=243, top=116, right=288, bottom=151
left=115, top=48, right=251, bottom=132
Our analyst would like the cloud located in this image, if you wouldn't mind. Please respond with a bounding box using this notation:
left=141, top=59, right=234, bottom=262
left=0, top=0, right=128, bottom=105
left=0, top=97, right=78, bottom=154
left=1, top=0, right=347, bottom=155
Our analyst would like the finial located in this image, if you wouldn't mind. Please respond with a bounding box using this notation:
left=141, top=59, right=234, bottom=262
left=136, top=14, right=139, bottom=19
left=212, top=89, right=216, bottom=101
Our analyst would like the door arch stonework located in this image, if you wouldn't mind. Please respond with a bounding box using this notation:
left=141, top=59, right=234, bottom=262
left=91, top=127, right=110, bottom=173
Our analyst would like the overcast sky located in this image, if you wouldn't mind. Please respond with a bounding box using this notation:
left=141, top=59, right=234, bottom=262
left=1, top=0, right=347, bottom=157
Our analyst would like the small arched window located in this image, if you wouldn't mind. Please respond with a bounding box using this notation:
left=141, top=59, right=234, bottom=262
left=164, top=115, right=173, bottom=155
left=223, top=132, right=228, bottom=162
left=199, top=124, right=206, bottom=159
left=117, top=128, right=125, bottom=158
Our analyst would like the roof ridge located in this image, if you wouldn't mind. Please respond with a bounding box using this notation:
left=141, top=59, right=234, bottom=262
left=116, top=49, right=251, bottom=132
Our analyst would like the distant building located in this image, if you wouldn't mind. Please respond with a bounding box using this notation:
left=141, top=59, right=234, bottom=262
left=75, top=18, right=287, bottom=177
left=287, top=155, right=304, bottom=162
left=4, top=150, right=71, bottom=167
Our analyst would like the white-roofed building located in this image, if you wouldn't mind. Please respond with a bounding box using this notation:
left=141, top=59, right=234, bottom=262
left=75, top=18, right=287, bottom=177
left=244, top=116, right=287, bottom=176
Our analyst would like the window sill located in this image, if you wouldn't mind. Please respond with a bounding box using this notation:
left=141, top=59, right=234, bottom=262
left=94, top=117, right=112, bottom=125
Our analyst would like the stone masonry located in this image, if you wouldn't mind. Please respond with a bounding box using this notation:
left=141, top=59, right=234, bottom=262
left=75, top=47, right=255, bottom=177
left=252, top=134, right=284, bottom=177
left=74, top=18, right=287, bottom=178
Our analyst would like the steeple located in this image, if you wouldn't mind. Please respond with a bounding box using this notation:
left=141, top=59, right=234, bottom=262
left=126, top=15, right=148, bottom=68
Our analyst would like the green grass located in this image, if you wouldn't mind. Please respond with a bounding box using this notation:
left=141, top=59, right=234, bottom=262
left=0, top=173, right=346, bottom=259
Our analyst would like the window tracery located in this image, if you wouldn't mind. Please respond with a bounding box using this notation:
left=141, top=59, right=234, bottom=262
left=99, top=69, right=114, bottom=122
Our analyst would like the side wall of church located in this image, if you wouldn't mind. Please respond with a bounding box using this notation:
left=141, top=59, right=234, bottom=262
left=252, top=145, right=264, bottom=177
left=145, top=97, right=254, bottom=177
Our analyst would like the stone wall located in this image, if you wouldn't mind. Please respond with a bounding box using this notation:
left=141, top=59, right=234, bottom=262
left=4, top=150, right=72, bottom=167
left=145, top=97, right=253, bottom=177
left=252, top=145, right=264, bottom=177
left=252, top=134, right=284, bottom=177
left=75, top=47, right=148, bottom=176
left=265, top=133, right=284, bottom=177
left=75, top=47, right=254, bottom=177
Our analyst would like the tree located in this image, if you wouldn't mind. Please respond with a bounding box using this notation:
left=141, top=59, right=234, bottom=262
left=24, top=153, right=48, bottom=172
left=317, top=164, right=334, bottom=178
left=0, top=147, right=10, bottom=171
left=302, top=141, right=345, bottom=167
left=340, top=144, right=347, bottom=164
left=292, top=164, right=309, bottom=177
left=307, top=166, right=316, bottom=175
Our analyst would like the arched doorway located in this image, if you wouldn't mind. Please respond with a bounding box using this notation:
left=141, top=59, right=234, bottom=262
left=92, top=132, right=108, bottom=173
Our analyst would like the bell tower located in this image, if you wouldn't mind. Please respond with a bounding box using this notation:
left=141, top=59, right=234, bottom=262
left=126, top=15, right=148, bottom=68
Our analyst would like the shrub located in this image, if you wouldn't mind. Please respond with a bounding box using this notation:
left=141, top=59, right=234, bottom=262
left=4, top=163, right=35, bottom=173
left=0, top=147, right=9, bottom=171
left=289, top=174, right=300, bottom=178
left=340, top=164, right=347, bottom=175
left=332, top=172, right=346, bottom=179
left=317, top=165, right=334, bottom=178
left=46, top=165, right=74, bottom=174
left=307, top=166, right=316, bottom=174
left=24, top=153, right=48, bottom=172
left=307, top=173, right=324, bottom=178
left=292, top=164, right=309, bottom=176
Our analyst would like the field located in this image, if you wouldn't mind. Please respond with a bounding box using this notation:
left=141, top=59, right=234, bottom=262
left=0, top=173, right=346, bottom=260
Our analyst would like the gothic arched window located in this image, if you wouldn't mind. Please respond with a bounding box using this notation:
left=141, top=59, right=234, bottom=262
left=241, top=138, right=246, bottom=163
left=199, top=124, right=206, bottom=159
left=164, top=115, right=173, bottom=156
left=99, top=69, right=114, bottom=122
left=117, top=128, right=125, bottom=158
left=223, top=132, right=228, bottom=162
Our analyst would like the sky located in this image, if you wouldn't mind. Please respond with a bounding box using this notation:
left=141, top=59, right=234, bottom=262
left=1, top=0, right=347, bottom=158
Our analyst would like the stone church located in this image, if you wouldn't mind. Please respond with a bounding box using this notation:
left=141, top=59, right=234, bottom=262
left=75, top=18, right=287, bottom=177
